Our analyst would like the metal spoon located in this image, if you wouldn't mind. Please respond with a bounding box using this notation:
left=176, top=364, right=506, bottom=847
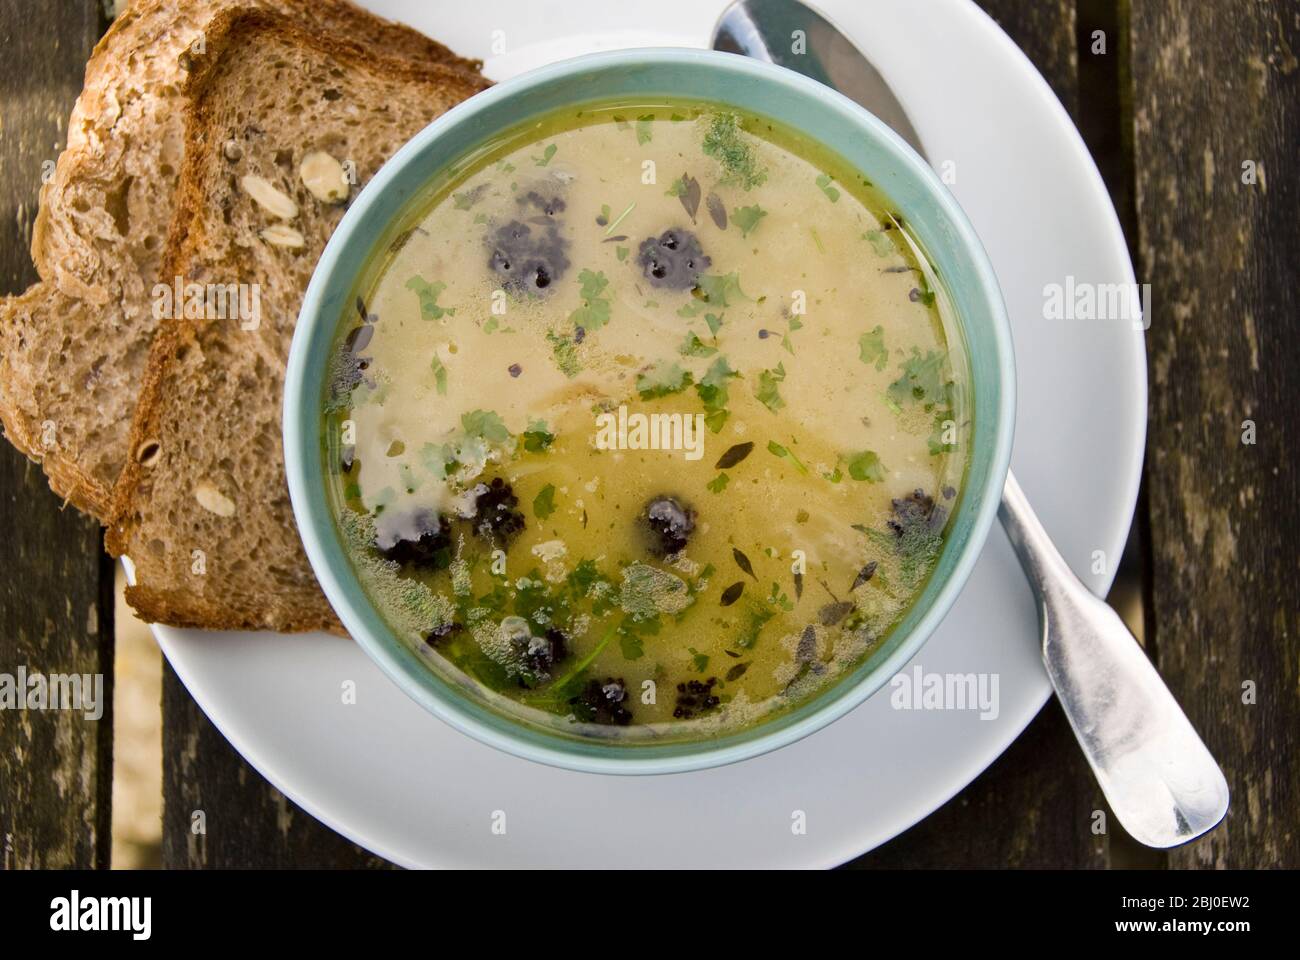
left=712, top=0, right=1228, bottom=849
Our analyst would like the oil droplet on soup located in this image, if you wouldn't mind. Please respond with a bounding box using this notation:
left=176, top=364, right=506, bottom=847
left=323, top=104, right=971, bottom=743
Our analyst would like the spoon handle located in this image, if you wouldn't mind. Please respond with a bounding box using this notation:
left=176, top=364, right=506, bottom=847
left=998, top=470, right=1229, bottom=848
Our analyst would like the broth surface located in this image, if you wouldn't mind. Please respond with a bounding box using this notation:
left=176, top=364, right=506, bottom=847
left=324, top=103, right=970, bottom=741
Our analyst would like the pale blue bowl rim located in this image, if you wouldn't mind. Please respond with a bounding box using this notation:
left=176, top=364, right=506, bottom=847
left=285, top=48, right=1016, bottom=776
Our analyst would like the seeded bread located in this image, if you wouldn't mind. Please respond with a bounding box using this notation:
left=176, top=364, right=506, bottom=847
left=0, top=0, right=481, bottom=518
left=106, top=8, right=490, bottom=631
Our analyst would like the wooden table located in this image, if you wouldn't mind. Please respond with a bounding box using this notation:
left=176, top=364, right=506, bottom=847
left=2, top=0, right=1295, bottom=869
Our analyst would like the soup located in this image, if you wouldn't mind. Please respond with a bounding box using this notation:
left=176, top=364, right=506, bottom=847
left=323, top=102, right=970, bottom=742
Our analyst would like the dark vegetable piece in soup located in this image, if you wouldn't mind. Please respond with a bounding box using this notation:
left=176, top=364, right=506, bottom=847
left=637, top=229, right=710, bottom=289
left=472, top=478, right=527, bottom=546
left=488, top=219, right=570, bottom=296
left=374, top=508, right=450, bottom=569
left=643, top=495, right=696, bottom=556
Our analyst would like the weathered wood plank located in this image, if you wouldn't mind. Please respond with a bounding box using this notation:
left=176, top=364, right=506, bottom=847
left=0, top=0, right=114, bottom=870
left=1131, top=0, right=1300, bottom=869
left=978, top=0, right=1080, bottom=118
left=161, top=664, right=394, bottom=868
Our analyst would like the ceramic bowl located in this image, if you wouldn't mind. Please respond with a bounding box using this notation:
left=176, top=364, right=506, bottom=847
left=285, top=49, right=1015, bottom=774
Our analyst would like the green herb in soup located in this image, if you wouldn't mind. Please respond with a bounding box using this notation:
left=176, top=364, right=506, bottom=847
left=323, top=103, right=970, bottom=743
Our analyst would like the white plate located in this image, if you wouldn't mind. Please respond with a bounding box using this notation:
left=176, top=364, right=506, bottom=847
left=152, top=0, right=1145, bottom=867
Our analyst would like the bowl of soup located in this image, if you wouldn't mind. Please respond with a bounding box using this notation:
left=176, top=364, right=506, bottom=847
left=285, top=49, right=1015, bottom=774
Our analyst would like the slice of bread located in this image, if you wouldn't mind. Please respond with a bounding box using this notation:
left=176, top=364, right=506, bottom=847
left=0, top=0, right=481, bottom=518
left=106, top=8, right=490, bottom=631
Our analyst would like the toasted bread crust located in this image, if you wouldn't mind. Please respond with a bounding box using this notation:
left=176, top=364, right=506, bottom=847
left=124, top=581, right=349, bottom=636
left=0, top=278, right=137, bottom=514
left=108, top=7, right=489, bottom=631
left=0, top=288, right=114, bottom=514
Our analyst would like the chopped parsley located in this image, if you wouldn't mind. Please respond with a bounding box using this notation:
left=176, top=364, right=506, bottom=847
left=406, top=276, right=455, bottom=320
left=702, top=112, right=767, bottom=190
left=768, top=581, right=794, bottom=612
left=677, top=272, right=748, bottom=318
left=637, top=360, right=693, bottom=399
left=480, top=316, right=514, bottom=335
left=532, top=483, right=557, bottom=521
left=452, top=185, right=486, bottom=210
left=430, top=355, right=448, bottom=395
left=695, top=272, right=749, bottom=308
left=847, top=450, right=885, bottom=482
left=566, top=559, right=605, bottom=599
left=887, top=348, right=951, bottom=409
left=912, top=270, right=938, bottom=306
left=858, top=325, right=888, bottom=370
left=782, top=315, right=802, bottom=356
left=736, top=602, right=776, bottom=649
left=547, top=330, right=582, bottom=378
left=864, top=229, right=894, bottom=257
left=569, top=269, right=612, bottom=332
left=815, top=173, right=841, bottom=202
left=695, top=356, right=739, bottom=432
left=461, top=409, right=511, bottom=444
left=618, top=614, right=661, bottom=661
left=732, top=204, right=768, bottom=238
left=522, top=420, right=555, bottom=453
left=755, top=362, right=787, bottom=413
left=678, top=331, right=717, bottom=358
left=420, top=441, right=457, bottom=480
left=767, top=439, right=808, bottom=475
